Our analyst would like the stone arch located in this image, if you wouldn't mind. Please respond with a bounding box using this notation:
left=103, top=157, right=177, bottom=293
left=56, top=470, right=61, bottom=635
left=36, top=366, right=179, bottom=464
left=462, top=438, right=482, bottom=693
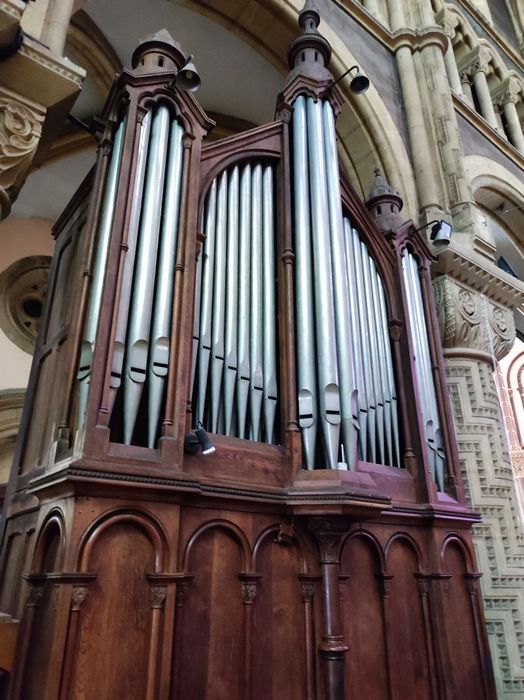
left=182, top=518, right=252, bottom=572
left=77, top=507, right=168, bottom=572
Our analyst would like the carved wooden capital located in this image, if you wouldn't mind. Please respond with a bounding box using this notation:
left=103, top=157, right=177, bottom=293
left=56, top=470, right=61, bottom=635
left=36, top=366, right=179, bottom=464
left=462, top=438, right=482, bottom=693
left=376, top=574, right=394, bottom=599
left=71, top=586, right=89, bottom=611
left=309, top=517, right=349, bottom=563
left=26, top=585, right=44, bottom=608
left=149, top=585, right=167, bottom=609
left=241, top=582, right=258, bottom=605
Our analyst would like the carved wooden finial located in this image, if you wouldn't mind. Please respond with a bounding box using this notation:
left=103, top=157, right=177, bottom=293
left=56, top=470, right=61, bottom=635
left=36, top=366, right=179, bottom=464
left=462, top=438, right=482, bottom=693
left=365, top=166, right=404, bottom=234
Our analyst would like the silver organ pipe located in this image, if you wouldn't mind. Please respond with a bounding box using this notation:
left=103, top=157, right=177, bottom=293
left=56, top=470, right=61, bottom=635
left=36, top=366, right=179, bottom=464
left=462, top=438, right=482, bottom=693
left=402, top=251, right=445, bottom=489
left=109, top=112, right=151, bottom=417
left=306, top=97, right=341, bottom=469
left=290, top=93, right=401, bottom=470
left=147, top=119, right=184, bottom=447
left=85, top=103, right=187, bottom=448
left=77, top=118, right=126, bottom=427
left=123, top=105, right=171, bottom=444
left=191, top=161, right=279, bottom=444
left=292, top=95, right=318, bottom=468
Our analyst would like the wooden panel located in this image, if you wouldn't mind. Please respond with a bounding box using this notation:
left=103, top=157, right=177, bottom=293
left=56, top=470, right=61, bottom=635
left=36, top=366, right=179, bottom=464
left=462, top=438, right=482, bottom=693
left=442, top=543, right=485, bottom=700
left=341, top=535, right=388, bottom=700
left=386, top=539, right=432, bottom=700
left=68, top=522, right=155, bottom=699
left=175, top=527, right=244, bottom=700
left=252, top=536, right=308, bottom=700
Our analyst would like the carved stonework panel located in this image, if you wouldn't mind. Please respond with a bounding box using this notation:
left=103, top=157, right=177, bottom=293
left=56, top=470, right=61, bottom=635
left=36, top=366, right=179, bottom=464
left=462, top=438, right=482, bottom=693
left=0, top=89, right=45, bottom=218
left=434, top=276, right=516, bottom=360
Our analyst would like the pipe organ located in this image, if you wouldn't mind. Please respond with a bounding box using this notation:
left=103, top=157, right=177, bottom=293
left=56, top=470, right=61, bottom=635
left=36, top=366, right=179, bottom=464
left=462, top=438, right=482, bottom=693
left=1, top=12, right=495, bottom=700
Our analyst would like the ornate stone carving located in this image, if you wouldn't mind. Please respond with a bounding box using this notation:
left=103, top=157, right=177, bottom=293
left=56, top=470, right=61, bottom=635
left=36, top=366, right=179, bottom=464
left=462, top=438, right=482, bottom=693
left=0, top=92, right=45, bottom=218
left=433, top=276, right=516, bottom=359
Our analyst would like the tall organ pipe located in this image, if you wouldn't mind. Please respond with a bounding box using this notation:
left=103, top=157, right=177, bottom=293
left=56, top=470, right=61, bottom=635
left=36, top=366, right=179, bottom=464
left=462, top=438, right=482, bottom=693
left=77, top=118, right=126, bottom=427
left=343, top=218, right=367, bottom=460
left=123, top=105, right=170, bottom=444
left=108, top=111, right=151, bottom=417
left=209, top=171, right=228, bottom=433
left=250, top=164, right=264, bottom=441
left=322, top=101, right=358, bottom=469
left=223, top=166, right=239, bottom=435
left=351, top=227, right=377, bottom=462
left=292, top=96, right=318, bottom=468
left=237, top=164, right=252, bottom=438
left=262, top=165, right=278, bottom=443
left=147, top=118, right=184, bottom=447
left=306, top=97, right=341, bottom=469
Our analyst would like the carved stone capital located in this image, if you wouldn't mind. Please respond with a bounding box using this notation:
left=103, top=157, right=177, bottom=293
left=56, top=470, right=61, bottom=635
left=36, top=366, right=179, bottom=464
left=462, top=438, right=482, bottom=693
left=0, top=89, right=45, bottom=218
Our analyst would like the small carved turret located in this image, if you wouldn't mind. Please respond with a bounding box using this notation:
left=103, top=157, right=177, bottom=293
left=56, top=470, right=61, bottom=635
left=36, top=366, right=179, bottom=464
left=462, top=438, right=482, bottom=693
left=365, top=167, right=404, bottom=234
left=131, top=28, right=187, bottom=74
left=285, top=0, right=333, bottom=86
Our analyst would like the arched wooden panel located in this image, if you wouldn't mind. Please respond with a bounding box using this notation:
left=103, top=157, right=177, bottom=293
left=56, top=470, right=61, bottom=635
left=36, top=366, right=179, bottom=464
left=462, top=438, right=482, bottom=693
left=22, top=521, right=63, bottom=699
left=442, top=541, right=485, bottom=700
left=68, top=521, right=155, bottom=699
left=340, top=534, right=388, bottom=700
left=252, top=533, right=309, bottom=700
left=386, top=537, right=432, bottom=699
left=174, top=526, right=244, bottom=700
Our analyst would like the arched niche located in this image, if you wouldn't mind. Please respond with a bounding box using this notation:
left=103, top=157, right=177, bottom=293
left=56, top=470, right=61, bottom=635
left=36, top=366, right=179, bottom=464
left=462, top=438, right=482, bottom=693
left=340, top=531, right=389, bottom=698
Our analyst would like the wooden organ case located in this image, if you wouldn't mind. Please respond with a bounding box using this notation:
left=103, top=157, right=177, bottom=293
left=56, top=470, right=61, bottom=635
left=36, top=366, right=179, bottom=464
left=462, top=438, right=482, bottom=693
left=0, top=8, right=496, bottom=700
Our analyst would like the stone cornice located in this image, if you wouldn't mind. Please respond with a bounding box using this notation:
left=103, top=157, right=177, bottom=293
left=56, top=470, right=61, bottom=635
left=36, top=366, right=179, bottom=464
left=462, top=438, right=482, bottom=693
left=453, top=93, right=524, bottom=169
left=433, top=243, right=524, bottom=309
left=1, top=34, right=85, bottom=108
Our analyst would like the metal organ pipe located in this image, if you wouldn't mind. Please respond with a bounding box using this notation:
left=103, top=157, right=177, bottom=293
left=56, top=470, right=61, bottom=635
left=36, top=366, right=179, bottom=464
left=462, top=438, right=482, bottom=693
left=123, top=105, right=171, bottom=444
left=109, top=112, right=152, bottom=418
left=292, top=95, right=318, bottom=468
left=147, top=119, right=184, bottom=447
left=322, top=101, right=358, bottom=469
left=306, top=97, right=341, bottom=469
left=192, top=160, right=279, bottom=444
left=402, top=251, right=445, bottom=488
left=77, top=118, right=126, bottom=427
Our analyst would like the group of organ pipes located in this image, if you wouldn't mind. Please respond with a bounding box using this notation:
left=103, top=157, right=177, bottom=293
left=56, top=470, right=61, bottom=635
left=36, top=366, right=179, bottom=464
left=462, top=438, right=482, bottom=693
left=73, top=61, right=447, bottom=487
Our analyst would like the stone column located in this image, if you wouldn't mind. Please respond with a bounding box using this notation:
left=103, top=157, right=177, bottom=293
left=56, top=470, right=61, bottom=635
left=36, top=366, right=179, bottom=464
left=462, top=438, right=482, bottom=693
left=460, top=70, right=474, bottom=107
left=43, top=0, right=75, bottom=56
left=471, top=63, right=499, bottom=131
left=443, top=42, right=463, bottom=96
left=434, top=274, right=524, bottom=696
left=502, top=98, right=524, bottom=154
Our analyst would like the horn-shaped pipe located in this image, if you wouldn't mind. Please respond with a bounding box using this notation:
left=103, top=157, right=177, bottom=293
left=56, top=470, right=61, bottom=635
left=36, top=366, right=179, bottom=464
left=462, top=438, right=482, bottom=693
left=209, top=170, right=228, bottom=433
left=195, top=178, right=217, bottom=426
left=292, top=95, right=318, bottom=468
left=147, top=118, right=184, bottom=447
left=123, top=105, right=170, bottom=444
left=223, top=166, right=240, bottom=436
left=236, top=163, right=252, bottom=438
left=108, top=112, right=151, bottom=418
left=322, top=101, right=358, bottom=469
left=249, top=163, right=264, bottom=441
left=306, top=97, right=340, bottom=469
left=77, top=117, right=126, bottom=427
left=262, top=164, right=278, bottom=443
